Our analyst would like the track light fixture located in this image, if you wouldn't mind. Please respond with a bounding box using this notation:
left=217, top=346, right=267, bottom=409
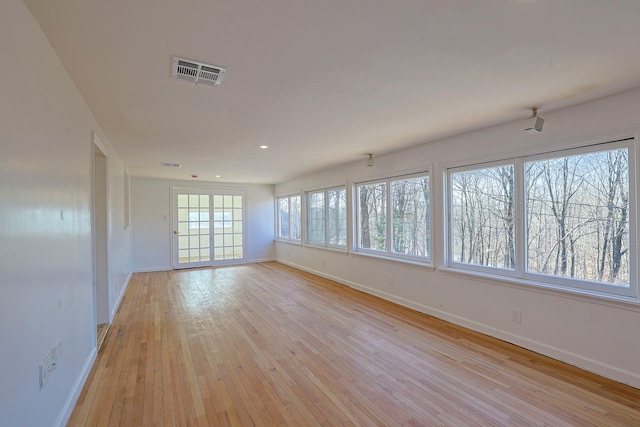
left=366, top=154, right=374, bottom=168
left=524, top=107, right=544, bottom=134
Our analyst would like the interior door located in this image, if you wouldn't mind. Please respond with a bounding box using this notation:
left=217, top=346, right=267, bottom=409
left=173, top=189, right=211, bottom=269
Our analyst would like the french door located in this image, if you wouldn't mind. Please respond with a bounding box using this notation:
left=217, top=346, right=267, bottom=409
left=172, top=187, right=245, bottom=269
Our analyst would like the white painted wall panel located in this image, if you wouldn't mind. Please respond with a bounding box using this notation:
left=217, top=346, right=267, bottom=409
left=131, top=178, right=274, bottom=271
left=275, top=88, right=640, bottom=388
left=0, top=1, right=132, bottom=425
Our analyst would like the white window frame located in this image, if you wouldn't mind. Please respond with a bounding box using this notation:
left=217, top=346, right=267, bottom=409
left=445, top=159, right=521, bottom=279
left=276, top=193, right=301, bottom=242
left=445, top=138, right=637, bottom=299
left=355, top=171, right=432, bottom=264
left=304, top=185, right=347, bottom=250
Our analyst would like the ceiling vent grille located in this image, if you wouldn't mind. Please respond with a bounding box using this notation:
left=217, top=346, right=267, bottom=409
left=171, top=56, right=225, bottom=87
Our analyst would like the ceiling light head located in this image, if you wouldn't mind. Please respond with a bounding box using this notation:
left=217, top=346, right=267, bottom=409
left=259, top=145, right=269, bottom=149
left=366, top=154, right=374, bottom=168
left=524, top=107, right=544, bottom=134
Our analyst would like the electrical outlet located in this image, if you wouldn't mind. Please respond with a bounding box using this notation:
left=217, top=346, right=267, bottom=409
left=39, top=342, right=60, bottom=390
left=512, top=309, right=522, bottom=324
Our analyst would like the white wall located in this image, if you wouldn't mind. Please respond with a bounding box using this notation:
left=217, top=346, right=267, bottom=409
left=106, top=153, right=133, bottom=320
left=275, top=88, right=640, bottom=389
left=132, top=178, right=274, bottom=271
left=0, top=1, right=132, bottom=426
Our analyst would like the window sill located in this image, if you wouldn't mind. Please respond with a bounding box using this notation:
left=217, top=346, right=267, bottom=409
left=439, top=266, right=640, bottom=312
left=274, top=239, right=302, bottom=245
left=352, top=250, right=435, bottom=271
left=303, top=243, right=348, bottom=254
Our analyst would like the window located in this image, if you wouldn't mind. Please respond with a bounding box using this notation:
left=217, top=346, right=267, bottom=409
left=327, top=188, right=347, bottom=246
left=357, top=172, right=431, bottom=263
left=447, top=139, right=636, bottom=297
left=450, top=163, right=515, bottom=271
left=308, top=191, right=325, bottom=244
left=276, top=194, right=301, bottom=241
left=306, top=186, right=347, bottom=248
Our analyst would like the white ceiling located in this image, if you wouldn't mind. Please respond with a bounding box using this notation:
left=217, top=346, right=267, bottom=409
left=24, top=0, right=640, bottom=184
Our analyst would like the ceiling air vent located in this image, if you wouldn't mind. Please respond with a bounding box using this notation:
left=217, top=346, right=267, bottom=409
left=171, top=56, right=225, bottom=87
left=161, top=162, right=182, bottom=168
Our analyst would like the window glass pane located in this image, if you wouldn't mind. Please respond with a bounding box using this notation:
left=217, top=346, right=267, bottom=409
left=178, top=194, right=188, bottom=208
left=278, top=197, right=289, bottom=239
left=451, top=165, right=515, bottom=269
left=358, top=182, right=387, bottom=251
left=189, top=194, right=199, bottom=207
left=224, top=195, right=233, bottom=207
left=308, top=192, right=325, bottom=244
left=391, top=176, right=430, bottom=257
left=526, top=148, right=629, bottom=286
left=290, top=195, right=301, bottom=240
left=178, top=222, right=188, bottom=235
left=327, top=188, right=347, bottom=246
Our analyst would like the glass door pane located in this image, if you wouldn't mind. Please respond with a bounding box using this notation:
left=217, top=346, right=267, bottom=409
left=212, top=193, right=244, bottom=260
left=174, top=190, right=211, bottom=268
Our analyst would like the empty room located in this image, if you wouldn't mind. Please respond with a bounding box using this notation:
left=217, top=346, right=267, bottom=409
left=2, top=0, right=640, bottom=426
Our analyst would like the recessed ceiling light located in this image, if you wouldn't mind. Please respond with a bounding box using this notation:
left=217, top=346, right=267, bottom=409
left=259, top=145, right=269, bottom=149
left=215, top=175, right=221, bottom=178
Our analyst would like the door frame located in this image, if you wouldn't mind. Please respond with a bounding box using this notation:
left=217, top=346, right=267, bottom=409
left=92, top=132, right=110, bottom=343
left=171, top=186, right=247, bottom=269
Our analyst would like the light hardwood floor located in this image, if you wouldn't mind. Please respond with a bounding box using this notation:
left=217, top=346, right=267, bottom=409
left=68, top=262, right=640, bottom=426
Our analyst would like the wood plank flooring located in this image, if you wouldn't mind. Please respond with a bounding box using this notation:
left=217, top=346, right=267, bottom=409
left=68, top=262, right=640, bottom=426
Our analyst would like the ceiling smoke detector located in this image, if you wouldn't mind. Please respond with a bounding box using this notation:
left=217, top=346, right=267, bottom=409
left=171, top=56, right=226, bottom=87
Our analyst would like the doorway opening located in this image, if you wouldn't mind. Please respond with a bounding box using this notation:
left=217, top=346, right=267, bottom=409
left=93, top=135, right=109, bottom=350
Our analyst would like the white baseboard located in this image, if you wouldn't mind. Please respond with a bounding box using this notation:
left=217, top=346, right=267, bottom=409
left=275, top=259, right=640, bottom=389
left=133, top=258, right=276, bottom=273
left=110, top=271, right=132, bottom=321
left=133, top=266, right=172, bottom=273
left=54, top=347, right=97, bottom=427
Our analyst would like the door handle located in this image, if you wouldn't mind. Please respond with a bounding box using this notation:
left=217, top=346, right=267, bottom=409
left=173, top=230, right=180, bottom=234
